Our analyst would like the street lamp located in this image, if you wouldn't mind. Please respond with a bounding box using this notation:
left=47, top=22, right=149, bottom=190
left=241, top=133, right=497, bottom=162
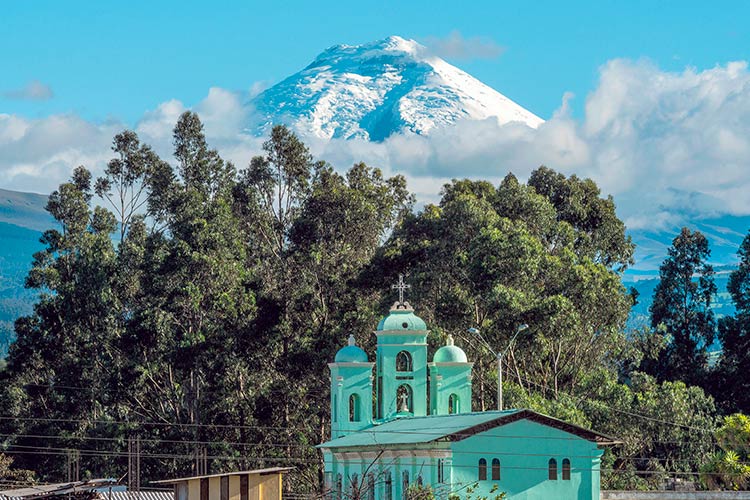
left=469, top=324, right=528, bottom=411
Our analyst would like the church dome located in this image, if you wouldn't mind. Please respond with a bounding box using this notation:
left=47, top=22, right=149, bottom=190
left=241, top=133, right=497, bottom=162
left=376, top=303, right=427, bottom=331
left=433, top=335, right=468, bottom=363
left=334, top=334, right=369, bottom=363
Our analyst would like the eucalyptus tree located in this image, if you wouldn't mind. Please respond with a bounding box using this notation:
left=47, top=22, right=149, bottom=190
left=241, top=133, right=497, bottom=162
left=372, top=170, right=633, bottom=409
left=0, top=167, right=123, bottom=477
left=233, top=127, right=412, bottom=480
left=712, top=230, right=750, bottom=413
left=645, top=228, right=716, bottom=386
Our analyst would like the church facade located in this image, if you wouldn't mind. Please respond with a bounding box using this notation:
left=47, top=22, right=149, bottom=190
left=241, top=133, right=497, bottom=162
left=318, top=299, right=618, bottom=499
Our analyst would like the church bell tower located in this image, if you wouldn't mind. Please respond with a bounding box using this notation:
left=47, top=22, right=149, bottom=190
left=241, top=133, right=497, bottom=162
left=375, top=275, right=429, bottom=421
left=329, top=335, right=374, bottom=439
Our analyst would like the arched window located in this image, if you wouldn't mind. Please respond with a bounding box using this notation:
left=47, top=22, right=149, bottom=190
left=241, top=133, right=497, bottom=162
left=402, top=471, right=409, bottom=495
left=397, top=384, right=413, bottom=413
left=448, top=393, right=460, bottom=414
left=562, top=458, right=571, bottom=480
left=396, top=351, right=413, bottom=372
left=548, top=458, right=558, bottom=480
left=385, top=471, right=392, bottom=500
left=335, top=473, right=342, bottom=500
left=478, top=458, right=487, bottom=480
left=367, top=473, right=375, bottom=500
left=492, top=458, right=501, bottom=480
left=349, top=394, right=360, bottom=422
left=333, top=395, right=337, bottom=422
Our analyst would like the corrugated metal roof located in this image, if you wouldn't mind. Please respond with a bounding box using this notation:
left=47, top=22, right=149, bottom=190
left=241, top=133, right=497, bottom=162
left=94, top=490, right=173, bottom=500
left=317, top=409, right=620, bottom=449
left=0, top=479, right=117, bottom=498
left=151, top=467, right=294, bottom=485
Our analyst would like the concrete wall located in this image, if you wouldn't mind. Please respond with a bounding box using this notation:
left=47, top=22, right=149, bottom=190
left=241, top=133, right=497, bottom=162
left=602, top=492, right=750, bottom=500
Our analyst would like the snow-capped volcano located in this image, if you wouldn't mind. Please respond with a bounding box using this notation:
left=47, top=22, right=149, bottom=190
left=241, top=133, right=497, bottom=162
left=249, top=36, right=543, bottom=141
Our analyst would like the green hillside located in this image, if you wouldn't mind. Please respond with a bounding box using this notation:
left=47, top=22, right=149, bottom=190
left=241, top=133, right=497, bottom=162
left=0, top=222, right=43, bottom=355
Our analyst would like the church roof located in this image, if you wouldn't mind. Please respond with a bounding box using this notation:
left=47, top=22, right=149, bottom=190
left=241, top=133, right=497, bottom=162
left=334, top=334, right=369, bottom=363
left=376, top=305, right=427, bottom=331
left=318, top=409, right=620, bottom=449
left=433, top=334, right=468, bottom=363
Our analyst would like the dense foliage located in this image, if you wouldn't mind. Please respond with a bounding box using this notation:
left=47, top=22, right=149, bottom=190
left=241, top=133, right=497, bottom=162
left=644, top=228, right=716, bottom=386
left=0, top=115, right=745, bottom=493
left=700, top=413, right=750, bottom=490
left=712, top=231, right=750, bottom=414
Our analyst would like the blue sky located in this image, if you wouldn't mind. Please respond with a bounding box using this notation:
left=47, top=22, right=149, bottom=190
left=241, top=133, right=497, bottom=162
left=2, top=0, right=750, bottom=271
left=2, top=0, right=748, bottom=123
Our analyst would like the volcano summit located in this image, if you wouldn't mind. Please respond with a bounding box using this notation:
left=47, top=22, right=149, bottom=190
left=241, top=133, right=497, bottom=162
left=249, top=36, right=543, bottom=141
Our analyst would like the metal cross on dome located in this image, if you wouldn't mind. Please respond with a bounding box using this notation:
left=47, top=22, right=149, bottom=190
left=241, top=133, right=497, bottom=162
left=391, top=274, right=411, bottom=304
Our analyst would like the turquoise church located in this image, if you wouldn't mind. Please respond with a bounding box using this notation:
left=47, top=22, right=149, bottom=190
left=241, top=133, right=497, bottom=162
left=318, top=297, right=618, bottom=500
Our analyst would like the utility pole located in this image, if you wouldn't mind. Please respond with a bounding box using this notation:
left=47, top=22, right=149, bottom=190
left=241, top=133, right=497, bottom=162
left=66, top=449, right=80, bottom=482
left=128, top=435, right=141, bottom=499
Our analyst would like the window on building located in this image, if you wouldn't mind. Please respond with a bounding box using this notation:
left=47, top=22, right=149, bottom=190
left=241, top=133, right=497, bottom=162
left=333, top=394, right=337, bottom=423
left=562, top=458, right=571, bottom=480
left=397, top=384, right=413, bottom=413
left=335, top=473, right=342, bottom=500
left=437, top=459, right=445, bottom=483
left=396, top=351, right=413, bottom=371
left=478, top=458, right=487, bottom=480
left=367, top=473, right=375, bottom=500
left=448, top=393, right=460, bottom=414
left=377, top=376, right=383, bottom=419
left=349, top=394, right=360, bottom=421
left=385, top=471, right=392, bottom=500
left=548, top=458, right=558, bottom=480
left=417, top=475, right=423, bottom=487
left=402, top=471, right=409, bottom=494
left=492, top=458, right=501, bottom=480
left=176, top=483, right=188, bottom=500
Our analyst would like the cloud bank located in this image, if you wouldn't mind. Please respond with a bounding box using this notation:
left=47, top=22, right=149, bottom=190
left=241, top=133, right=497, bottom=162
left=422, top=31, right=505, bottom=60
left=3, top=80, right=55, bottom=101
left=1, top=59, right=750, bottom=238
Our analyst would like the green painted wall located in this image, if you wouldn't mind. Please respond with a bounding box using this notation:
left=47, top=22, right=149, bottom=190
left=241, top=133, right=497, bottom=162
left=450, top=419, right=603, bottom=500
left=329, top=362, right=374, bottom=438
left=376, top=330, right=428, bottom=419
left=323, top=419, right=603, bottom=500
left=428, top=363, right=473, bottom=415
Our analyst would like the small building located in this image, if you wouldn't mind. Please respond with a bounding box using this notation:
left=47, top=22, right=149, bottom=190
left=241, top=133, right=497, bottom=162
left=151, top=468, right=292, bottom=500
left=318, top=296, right=619, bottom=499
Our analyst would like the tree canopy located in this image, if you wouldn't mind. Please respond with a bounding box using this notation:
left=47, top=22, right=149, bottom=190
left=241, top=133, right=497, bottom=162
left=0, top=117, right=738, bottom=493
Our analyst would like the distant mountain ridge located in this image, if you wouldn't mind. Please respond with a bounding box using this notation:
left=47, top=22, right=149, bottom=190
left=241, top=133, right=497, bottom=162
left=625, top=215, right=750, bottom=277
left=249, top=36, right=543, bottom=141
left=0, top=188, right=53, bottom=232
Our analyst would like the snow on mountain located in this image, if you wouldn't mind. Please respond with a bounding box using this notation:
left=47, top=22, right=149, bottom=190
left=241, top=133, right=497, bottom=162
left=249, top=36, right=544, bottom=141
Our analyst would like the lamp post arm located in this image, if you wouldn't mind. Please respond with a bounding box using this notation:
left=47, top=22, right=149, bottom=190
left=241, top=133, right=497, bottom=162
left=468, top=324, right=527, bottom=412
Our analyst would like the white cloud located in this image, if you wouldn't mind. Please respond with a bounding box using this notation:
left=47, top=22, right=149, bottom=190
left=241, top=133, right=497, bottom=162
left=3, top=80, right=54, bottom=101
left=422, top=31, right=504, bottom=61
left=2, top=59, right=750, bottom=244
left=347, top=59, right=750, bottom=227
left=0, top=113, right=121, bottom=193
